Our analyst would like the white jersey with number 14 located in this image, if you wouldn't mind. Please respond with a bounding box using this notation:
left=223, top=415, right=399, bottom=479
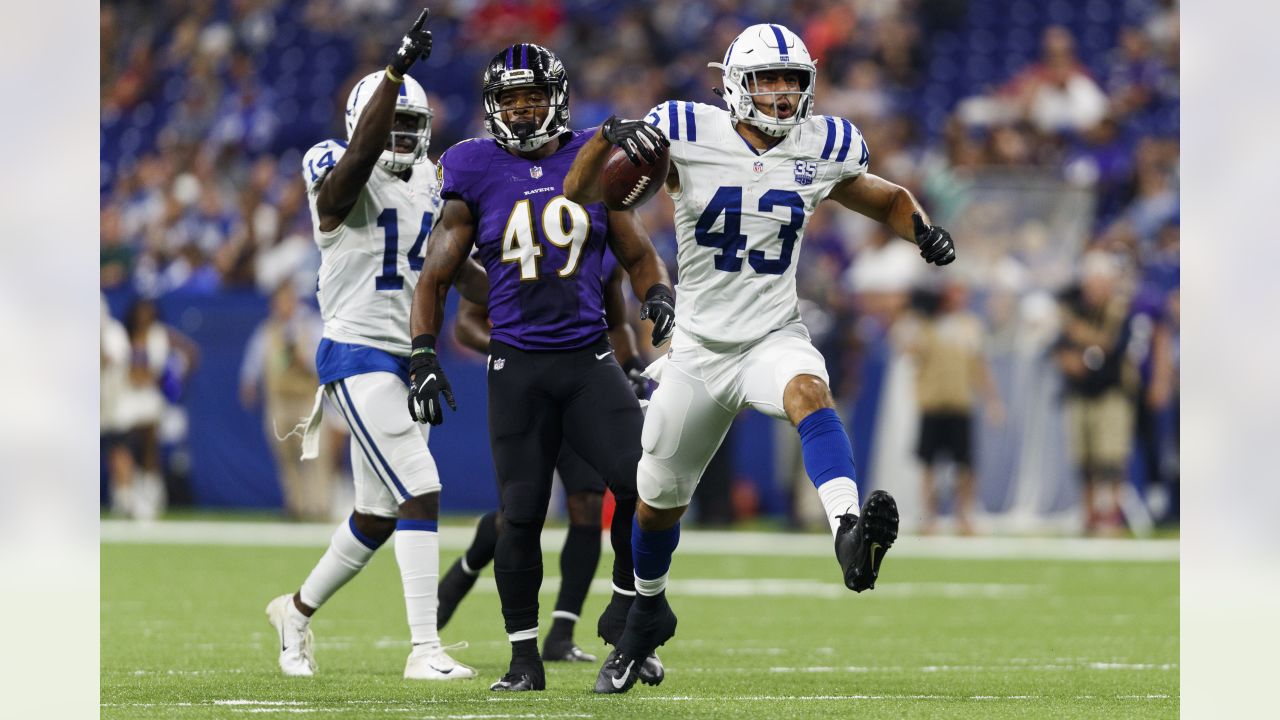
left=301, top=139, right=442, bottom=356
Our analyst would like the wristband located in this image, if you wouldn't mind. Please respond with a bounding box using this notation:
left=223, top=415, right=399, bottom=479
left=385, top=65, right=404, bottom=84
left=411, top=334, right=436, bottom=356
left=644, top=284, right=674, bottom=303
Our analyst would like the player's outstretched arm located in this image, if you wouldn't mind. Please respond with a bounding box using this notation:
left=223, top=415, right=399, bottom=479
left=605, top=209, right=675, bottom=347
left=564, top=116, right=669, bottom=205
left=407, top=197, right=475, bottom=425
left=315, top=9, right=432, bottom=231
left=453, top=296, right=492, bottom=354
left=828, top=173, right=956, bottom=266
left=563, top=131, right=614, bottom=205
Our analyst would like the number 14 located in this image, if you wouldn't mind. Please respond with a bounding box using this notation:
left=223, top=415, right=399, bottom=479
left=375, top=208, right=433, bottom=291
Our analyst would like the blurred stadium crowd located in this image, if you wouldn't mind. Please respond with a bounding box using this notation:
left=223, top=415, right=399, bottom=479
left=100, top=0, right=1179, bottom=534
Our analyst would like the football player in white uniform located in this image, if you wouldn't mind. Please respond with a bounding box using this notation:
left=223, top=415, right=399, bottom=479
left=564, top=23, right=956, bottom=692
left=265, top=9, right=485, bottom=681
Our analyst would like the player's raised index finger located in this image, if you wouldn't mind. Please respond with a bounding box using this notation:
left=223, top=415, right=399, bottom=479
left=412, top=7, right=430, bottom=31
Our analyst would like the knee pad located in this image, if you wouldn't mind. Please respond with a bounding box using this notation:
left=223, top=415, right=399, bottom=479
left=501, top=481, right=549, bottom=527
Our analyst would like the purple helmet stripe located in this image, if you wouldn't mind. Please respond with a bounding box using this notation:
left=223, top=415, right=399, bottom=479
left=520, top=43, right=528, bottom=69
left=506, top=46, right=514, bottom=69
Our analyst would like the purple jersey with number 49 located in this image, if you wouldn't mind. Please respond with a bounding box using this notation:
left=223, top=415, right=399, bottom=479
left=439, top=129, right=609, bottom=351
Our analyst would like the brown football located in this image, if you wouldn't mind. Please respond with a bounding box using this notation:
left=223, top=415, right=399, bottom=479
left=601, top=143, right=670, bottom=211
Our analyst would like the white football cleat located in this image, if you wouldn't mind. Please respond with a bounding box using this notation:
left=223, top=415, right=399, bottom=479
left=266, top=594, right=316, bottom=677
left=404, top=643, right=477, bottom=680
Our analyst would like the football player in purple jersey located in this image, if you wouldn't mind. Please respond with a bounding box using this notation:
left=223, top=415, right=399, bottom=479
left=437, top=251, right=649, bottom=665
left=408, top=43, right=672, bottom=692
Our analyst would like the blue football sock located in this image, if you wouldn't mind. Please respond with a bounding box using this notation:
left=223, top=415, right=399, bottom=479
left=797, top=408, right=861, bottom=535
left=631, top=516, right=680, bottom=596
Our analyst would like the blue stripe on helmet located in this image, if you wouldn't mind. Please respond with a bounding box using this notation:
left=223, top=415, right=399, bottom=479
left=684, top=102, right=696, bottom=142
left=520, top=43, right=528, bottom=68
left=836, top=119, right=853, bottom=162
left=668, top=101, right=680, bottom=141
left=821, top=117, right=837, bottom=160
left=399, top=81, right=408, bottom=97
left=724, top=37, right=738, bottom=65
left=770, top=25, right=790, bottom=62
left=505, top=46, right=514, bottom=69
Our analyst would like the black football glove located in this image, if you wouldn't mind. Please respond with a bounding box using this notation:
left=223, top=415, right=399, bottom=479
left=640, top=284, right=676, bottom=347
left=622, top=357, right=650, bottom=400
left=389, top=8, right=433, bottom=77
left=407, top=338, right=455, bottom=425
left=913, top=212, right=956, bottom=266
left=601, top=115, right=669, bottom=166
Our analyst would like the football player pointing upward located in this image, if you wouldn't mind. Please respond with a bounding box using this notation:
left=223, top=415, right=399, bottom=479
left=265, top=9, right=485, bottom=682
left=564, top=23, right=957, bottom=693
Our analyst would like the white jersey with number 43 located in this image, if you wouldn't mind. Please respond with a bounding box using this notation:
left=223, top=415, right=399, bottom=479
left=302, top=139, right=442, bottom=355
left=645, top=101, right=869, bottom=344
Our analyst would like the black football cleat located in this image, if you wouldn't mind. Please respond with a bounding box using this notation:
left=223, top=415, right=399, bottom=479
left=541, top=636, right=597, bottom=663
left=639, top=652, right=665, bottom=685
left=593, top=649, right=665, bottom=693
left=597, top=591, right=667, bottom=686
left=488, top=660, right=546, bottom=692
left=835, top=489, right=899, bottom=592
left=594, top=649, right=643, bottom=694
left=436, top=559, right=479, bottom=630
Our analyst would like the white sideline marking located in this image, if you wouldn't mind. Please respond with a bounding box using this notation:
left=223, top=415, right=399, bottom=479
left=100, top=520, right=1178, bottom=561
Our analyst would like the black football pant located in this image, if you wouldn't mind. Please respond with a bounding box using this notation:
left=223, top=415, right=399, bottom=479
left=487, top=335, right=642, bottom=638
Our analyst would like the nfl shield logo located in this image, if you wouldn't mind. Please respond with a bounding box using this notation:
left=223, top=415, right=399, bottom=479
left=753, top=161, right=765, bottom=175
left=794, top=160, right=817, bottom=186
left=530, top=166, right=543, bottom=179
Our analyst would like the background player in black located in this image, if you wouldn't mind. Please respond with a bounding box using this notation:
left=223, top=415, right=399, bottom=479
left=408, top=44, right=673, bottom=691
left=438, top=257, right=649, bottom=664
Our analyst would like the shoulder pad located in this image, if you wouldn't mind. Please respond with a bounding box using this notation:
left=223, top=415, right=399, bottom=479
left=301, top=139, right=348, bottom=191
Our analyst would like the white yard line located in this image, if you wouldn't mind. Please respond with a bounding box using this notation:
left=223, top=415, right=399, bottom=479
left=100, top=520, right=1177, bottom=562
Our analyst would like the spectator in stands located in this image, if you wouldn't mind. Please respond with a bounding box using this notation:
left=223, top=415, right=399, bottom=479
left=240, top=283, right=330, bottom=521
left=903, top=281, right=1003, bottom=535
left=1054, top=252, right=1137, bottom=535
left=101, top=298, right=134, bottom=516
left=112, top=299, right=199, bottom=519
left=1010, top=26, right=1108, bottom=134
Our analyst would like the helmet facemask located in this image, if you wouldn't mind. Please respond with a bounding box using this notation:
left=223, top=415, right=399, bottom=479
left=711, top=62, right=816, bottom=138
left=379, top=108, right=433, bottom=173
left=483, top=76, right=566, bottom=152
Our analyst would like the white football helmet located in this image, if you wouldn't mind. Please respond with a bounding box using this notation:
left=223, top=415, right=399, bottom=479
left=345, top=71, right=433, bottom=173
left=709, top=24, right=816, bottom=137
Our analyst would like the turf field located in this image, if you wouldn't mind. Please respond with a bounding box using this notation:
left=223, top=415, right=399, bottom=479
left=102, top=521, right=1178, bottom=718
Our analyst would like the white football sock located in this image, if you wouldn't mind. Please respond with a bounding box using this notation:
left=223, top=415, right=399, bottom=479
left=299, top=518, right=379, bottom=610
left=817, top=477, right=861, bottom=537
left=634, top=572, right=669, bottom=597
left=394, top=528, right=440, bottom=647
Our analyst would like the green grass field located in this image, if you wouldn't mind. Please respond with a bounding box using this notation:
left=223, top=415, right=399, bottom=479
left=102, top=525, right=1178, bottom=719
